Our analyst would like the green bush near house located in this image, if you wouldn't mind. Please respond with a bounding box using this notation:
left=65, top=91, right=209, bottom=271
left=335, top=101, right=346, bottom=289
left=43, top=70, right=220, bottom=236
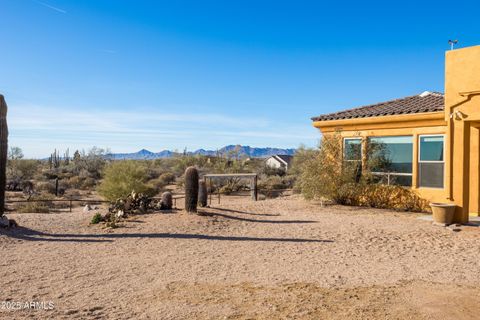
left=294, top=134, right=429, bottom=212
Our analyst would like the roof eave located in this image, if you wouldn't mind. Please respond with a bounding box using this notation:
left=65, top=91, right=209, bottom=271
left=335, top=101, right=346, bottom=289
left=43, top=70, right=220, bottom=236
left=312, top=111, right=446, bottom=131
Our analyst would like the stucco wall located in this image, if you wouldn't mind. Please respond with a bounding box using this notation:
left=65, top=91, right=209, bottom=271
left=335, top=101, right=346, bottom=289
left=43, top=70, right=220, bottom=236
left=445, top=45, right=480, bottom=222
left=321, top=123, right=448, bottom=204
left=311, top=45, right=480, bottom=223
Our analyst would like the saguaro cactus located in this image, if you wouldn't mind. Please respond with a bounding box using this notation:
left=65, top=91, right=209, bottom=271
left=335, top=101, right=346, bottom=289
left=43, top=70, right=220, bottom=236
left=55, top=177, right=59, bottom=197
left=198, top=180, right=208, bottom=207
left=0, top=95, right=8, bottom=217
left=184, top=166, right=199, bottom=213
left=160, top=191, right=173, bottom=210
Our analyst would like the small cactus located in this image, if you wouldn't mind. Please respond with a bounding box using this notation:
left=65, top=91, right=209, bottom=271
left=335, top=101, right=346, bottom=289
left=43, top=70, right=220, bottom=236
left=160, top=191, right=173, bottom=210
left=198, top=180, right=207, bottom=207
left=184, top=166, right=199, bottom=213
left=0, top=95, right=8, bottom=217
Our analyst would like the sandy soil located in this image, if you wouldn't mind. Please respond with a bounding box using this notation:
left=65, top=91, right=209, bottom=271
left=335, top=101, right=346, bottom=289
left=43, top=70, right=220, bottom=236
left=0, top=195, right=479, bottom=319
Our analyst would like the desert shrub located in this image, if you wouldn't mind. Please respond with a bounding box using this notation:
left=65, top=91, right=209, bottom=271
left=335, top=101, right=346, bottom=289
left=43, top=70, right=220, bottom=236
left=72, top=147, right=107, bottom=179
left=294, top=135, right=356, bottom=202
left=258, top=175, right=287, bottom=191
left=36, top=181, right=57, bottom=195
left=16, top=202, right=50, bottom=213
left=295, top=134, right=428, bottom=212
left=146, top=171, right=175, bottom=193
left=91, top=213, right=103, bottom=224
left=143, top=163, right=161, bottom=180
left=7, top=159, right=40, bottom=182
left=261, top=165, right=286, bottom=177
left=98, top=161, right=155, bottom=201
left=64, top=175, right=96, bottom=190
left=282, top=174, right=296, bottom=189
left=80, top=177, right=96, bottom=190
left=218, top=178, right=245, bottom=195
left=158, top=172, right=176, bottom=185
left=16, top=194, right=54, bottom=213
left=175, top=175, right=185, bottom=188
left=66, top=189, right=81, bottom=198
left=257, top=175, right=295, bottom=198
left=149, top=177, right=167, bottom=194
left=336, top=183, right=428, bottom=212
left=66, top=176, right=82, bottom=189
left=40, top=169, right=59, bottom=180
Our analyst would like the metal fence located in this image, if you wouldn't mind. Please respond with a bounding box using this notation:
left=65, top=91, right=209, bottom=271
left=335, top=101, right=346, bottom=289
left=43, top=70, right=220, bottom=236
left=6, top=188, right=292, bottom=213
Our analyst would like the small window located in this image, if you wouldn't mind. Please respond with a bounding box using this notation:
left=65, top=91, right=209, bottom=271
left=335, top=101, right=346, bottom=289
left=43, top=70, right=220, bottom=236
left=344, top=138, right=362, bottom=161
left=418, top=135, right=444, bottom=188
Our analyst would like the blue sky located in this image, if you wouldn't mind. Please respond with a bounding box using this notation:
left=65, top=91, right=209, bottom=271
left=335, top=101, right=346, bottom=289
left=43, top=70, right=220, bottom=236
left=1, top=0, right=479, bottom=158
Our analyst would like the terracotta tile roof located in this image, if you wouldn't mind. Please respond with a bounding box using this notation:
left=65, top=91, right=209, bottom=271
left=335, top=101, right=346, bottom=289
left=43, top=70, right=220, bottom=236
left=311, top=91, right=444, bottom=122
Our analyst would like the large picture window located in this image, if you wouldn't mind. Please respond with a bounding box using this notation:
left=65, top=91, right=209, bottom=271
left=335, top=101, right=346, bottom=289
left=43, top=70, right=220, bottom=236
left=418, top=135, right=444, bottom=188
left=368, top=136, right=413, bottom=186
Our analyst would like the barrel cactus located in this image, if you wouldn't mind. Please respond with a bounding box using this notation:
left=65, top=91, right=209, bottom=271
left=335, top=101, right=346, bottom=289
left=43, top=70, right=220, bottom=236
left=198, top=180, right=207, bottom=207
left=0, top=95, right=7, bottom=217
left=184, top=166, right=199, bottom=213
left=160, top=191, right=173, bottom=210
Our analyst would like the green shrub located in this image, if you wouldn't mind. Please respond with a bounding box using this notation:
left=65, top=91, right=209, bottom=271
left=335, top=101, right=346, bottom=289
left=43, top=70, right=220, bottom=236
left=294, top=136, right=355, bottom=202
left=97, top=161, right=155, bottom=201
left=90, top=213, right=103, bottom=224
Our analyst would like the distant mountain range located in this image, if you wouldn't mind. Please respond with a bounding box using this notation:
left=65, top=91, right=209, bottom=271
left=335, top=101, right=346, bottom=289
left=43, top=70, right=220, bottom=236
left=107, top=145, right=296, bottom=160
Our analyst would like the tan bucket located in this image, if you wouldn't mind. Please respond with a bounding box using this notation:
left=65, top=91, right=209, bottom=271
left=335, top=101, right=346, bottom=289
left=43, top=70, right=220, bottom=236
left=430, top=203, right=456, bottom=225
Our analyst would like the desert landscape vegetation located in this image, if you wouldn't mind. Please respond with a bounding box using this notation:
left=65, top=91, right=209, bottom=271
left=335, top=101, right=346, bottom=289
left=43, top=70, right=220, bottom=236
left=2, top=1, right=480, bottom=319
left=1, top=133, right=479, bottom=319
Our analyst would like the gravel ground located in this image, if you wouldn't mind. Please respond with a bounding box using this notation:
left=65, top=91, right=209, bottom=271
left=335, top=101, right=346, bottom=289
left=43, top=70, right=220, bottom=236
left=1, top=195, right=479, bottom=319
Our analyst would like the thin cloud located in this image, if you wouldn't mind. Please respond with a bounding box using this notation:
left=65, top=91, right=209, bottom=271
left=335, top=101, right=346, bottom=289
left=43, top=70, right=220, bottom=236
left=8, top=104, right=314, bottom=157
left=33, top=0, right=67, bottom=14
left=8, top=104, right=271, bottom=131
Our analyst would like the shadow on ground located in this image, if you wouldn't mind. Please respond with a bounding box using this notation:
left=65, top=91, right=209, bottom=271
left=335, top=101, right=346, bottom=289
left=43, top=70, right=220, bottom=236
left=199, top=210, right=316, bottom=224
left=3, top=226, right=332, bottom=244
left=208, top=207, right=281, bottom=217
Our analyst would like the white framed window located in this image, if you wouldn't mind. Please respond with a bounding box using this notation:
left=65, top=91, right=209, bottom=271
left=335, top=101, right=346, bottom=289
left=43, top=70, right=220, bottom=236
left=368, top=136, right=413, bottom=187
left=418, top=135, right=445, bottom=188
left=343, top=138, right=362, bottom=161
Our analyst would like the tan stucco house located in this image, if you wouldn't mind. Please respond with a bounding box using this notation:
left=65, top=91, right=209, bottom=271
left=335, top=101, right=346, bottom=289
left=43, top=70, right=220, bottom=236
left=311, top=45, right=480, bottom=223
